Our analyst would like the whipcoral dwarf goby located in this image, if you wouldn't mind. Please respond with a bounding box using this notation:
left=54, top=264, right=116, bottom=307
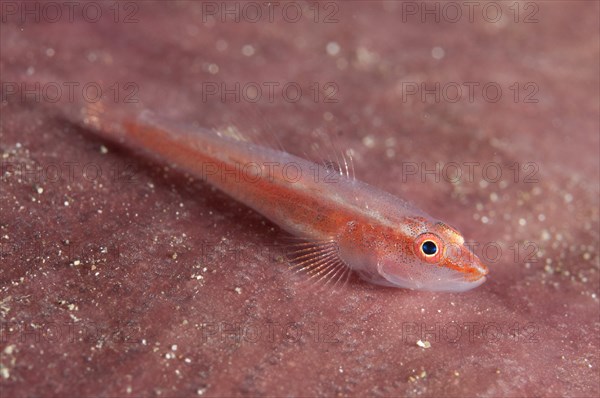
left=80, top=108, right=488, bottom=292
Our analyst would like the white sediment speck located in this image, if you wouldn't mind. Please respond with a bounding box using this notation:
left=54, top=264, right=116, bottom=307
left=362, top=135, right=376, bottom=148
left=356, top=46, right=379, bottom=66
left=431, top=46, right=445, bottom=60
left=242, top=44, right=255, bottom=56
left=207, top=64, right=219, bottom=74
left=417, top=340, right=431, bottom=348
left=326, top=41, right=341, bottom=56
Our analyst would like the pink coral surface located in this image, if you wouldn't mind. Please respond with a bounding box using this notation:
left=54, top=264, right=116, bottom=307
left=1, top=1, right=598, bottom=397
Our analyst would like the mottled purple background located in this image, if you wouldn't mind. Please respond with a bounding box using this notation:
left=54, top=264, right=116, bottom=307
left=1, top=1, right=599, bottom=397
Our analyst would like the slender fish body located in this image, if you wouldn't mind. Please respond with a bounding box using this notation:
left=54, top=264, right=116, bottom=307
left=82, top=109, right=488, bottom=292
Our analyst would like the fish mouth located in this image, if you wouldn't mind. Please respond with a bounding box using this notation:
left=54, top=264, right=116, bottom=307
left=376, top=258, right=488, bottom=292
left=462, top=261, right=488, bottom=282
left=381, top=272, right=487, bottom=292
left=445, top=245, right=489, bottom=282
left=468, top=252, right=489, bottom=281
left=423, top=269, right=488, bottom=291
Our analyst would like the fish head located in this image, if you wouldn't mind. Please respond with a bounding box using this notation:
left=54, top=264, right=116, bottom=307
left=377, top=217, right=488, bottom=292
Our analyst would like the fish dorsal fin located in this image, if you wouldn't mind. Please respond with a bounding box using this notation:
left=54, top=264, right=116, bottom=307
left=301, top=128, right=357, bottom=182
left=210, top=104, right=287, bottom=152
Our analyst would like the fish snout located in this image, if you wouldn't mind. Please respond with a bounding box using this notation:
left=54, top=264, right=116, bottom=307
left=465, top=248, right=488, bottom=281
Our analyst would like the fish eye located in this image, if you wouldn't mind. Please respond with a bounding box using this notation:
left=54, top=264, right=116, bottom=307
left=414, top=232, right=443, bottom=264
left=421, top=240, right=438, bottom=256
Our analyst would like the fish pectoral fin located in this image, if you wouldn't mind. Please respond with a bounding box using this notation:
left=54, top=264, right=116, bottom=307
left=284, top=238, right=352, bottom=291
